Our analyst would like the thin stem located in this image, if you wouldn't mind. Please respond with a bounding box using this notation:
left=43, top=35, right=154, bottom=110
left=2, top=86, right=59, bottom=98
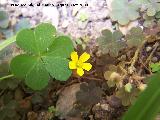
left=0, top=35, right=16, bottom=52
left=128, top=40, right=146, bottom=74
left=0, top=74, right=14, bottom=81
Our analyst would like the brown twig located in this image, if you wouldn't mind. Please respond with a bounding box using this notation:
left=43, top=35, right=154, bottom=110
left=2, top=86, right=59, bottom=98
left=138, top=42, right=159, bottom=75
left=145, top=42, right=159, bottom=65
left=128, top=40, right=146, bottom=74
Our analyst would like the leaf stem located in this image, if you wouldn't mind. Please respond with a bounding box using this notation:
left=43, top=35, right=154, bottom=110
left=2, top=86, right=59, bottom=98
left=0, top=35, right=16, bottom=52
left=0, top=74, right=14, bottom=81
left=128, top=40, right=146, bottom=74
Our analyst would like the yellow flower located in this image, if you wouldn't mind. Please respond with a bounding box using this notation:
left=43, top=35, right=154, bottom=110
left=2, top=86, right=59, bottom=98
left=69, top=51, right=92, bottom=76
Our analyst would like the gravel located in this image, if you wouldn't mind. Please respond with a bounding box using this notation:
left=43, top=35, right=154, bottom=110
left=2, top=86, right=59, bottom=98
left=0, top=0, right=113, bottom=44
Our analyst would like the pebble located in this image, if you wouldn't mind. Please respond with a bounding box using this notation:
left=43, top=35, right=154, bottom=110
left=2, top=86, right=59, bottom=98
left=0, top=0, right=7, bottom=4
left=42, top=7, right=59, bottom=28
left=101, top=104, right=109, bottom=111
left=146, top=46, right=152, bottom=52
left=2, top=0, right=115, bottom=50
left=62, top=20, right=69, bottom=28
left=156, top=52, right=160, bottom=56
left=78, top=21, right=88, bottom=29
left=151, top=57, right=158, bottom=63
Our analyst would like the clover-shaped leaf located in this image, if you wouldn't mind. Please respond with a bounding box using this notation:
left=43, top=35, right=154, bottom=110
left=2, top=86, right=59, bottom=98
left=110, top=0, right=140, bottom=25
left=97, top=29, right=125, bottom=57
left=104, top=65, right=123, bottom=88
left=150, top=62, right=160, bottom=73
left=0, top=10, right=9, bottom=28
left=126, top=27, right=145, bottom=47
left=125, top=83, right=132, bottom=93
left=146, top=0, right=160, bottom=16
left=10, top=23, right=74, bottom=90
left=116, top=87, right=140, bottom=106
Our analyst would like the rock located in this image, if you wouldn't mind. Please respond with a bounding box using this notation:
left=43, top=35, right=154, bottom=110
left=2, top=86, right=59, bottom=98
left=0, top=0, right=7, bottom=4
left=92, top=103, right=109, bottom=120
left=94, top=20, right=112, bottom=33
left=42, top=7, right=59, bottom=28
left=146, top=46, right=152, bottom=52
left=72, top=6, right=82, bottom=16
left=10, top=17, right=17, bottom=26
left=101, top=104, right=109, bottom=111
left=152, top=57, right=158, bottom=63
left=61, top=6, right=68, bottom=18
left=56, top=82, right=103, bottom=118
left=62, top=20, right=69, bottom=28
left=156, top=52, right=160, bottom=56
left=89, top=9, right=109, bottom=21
left=78, top=21, right=88, bottom=29
left=107, top=95, right=122, bottom=108
left=119, top=21, right=139, bottom=35
left=72, top=0, right=87, bottom=16
left=56, top=83, right=81, bottom=118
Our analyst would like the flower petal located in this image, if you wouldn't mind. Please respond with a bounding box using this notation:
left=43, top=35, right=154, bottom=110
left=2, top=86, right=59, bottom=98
left=79, top=52, right=90, bottom=62
left=77, top=68, right=84, bottom=76
left=71, top=51, right=78, bottom=62
left=82, top=63, right=92, bottom=71
left=69, top=61, right=77, bottom=69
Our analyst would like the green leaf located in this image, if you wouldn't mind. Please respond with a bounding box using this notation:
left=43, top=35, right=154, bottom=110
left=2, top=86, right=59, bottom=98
left=150, top=62, right=160, bottom=73
left=25, top=59, right=50, bottom=90
left=146, top=0, right=160, bottom=16
left=125, top=83, right=132, bottom=93
left=78, top=12, right=88, bottom=22
left=10, top=54, right=38, bottom=78
left=0, top=10, right=9, bottom=28
left=123, top=73, right=160, bottom=120
left=147, top=5, right=156, bottom=16
left=110, top=0, right=140, bottom=25
left=10, top=23, right=74, bottom=90
left=155, top=11, right=160, bottom=18
left=10, top=54, right=50, bottom=90
left=97, top=29, right=125, bottom=57
left=126, top=27, right=145, bottom=47
left=47, top=36, right=74, bottom=58
left=16, top=23, right=56, bottom=54
left=42, top=56, right=71, bottom=81
left=116, top=87, right=139, bottom=106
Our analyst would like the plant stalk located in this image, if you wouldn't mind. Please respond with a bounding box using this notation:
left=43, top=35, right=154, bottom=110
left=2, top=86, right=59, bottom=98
left=0, top=74, right=14, bottom=81
left=0, top=35, right=16, bottom=52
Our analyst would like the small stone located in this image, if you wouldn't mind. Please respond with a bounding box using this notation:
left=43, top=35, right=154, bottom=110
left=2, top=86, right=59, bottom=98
left=21, top=8, right=28, bottom=16
left=156, top=52, right=160, bottom=56
left=0, top=0, right=7, bottom=4
left=42, top=7, right=59, bottom=28
left=56, top=83, right=81, bottom=118
left=157, top=47, right=160, bottom=52
left=78, top=21, right=88, bottom=29
left=62, top=20, right=69, bottom=28
left=146, top=46, right=152, bottom=52
left=72, top=6, right=82, bottom=16
left=152, top=57, right=158, bottom=63
left=108, top=95, right=122, bottom=108
left=100, top=104, right=109, bottom=111
left=61, top=6, right=68, bottom=17
left=10, top=17, right=17, bottom=26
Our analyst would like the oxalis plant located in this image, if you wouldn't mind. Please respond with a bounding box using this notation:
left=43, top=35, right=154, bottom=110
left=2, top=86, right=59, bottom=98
left=0, top=23, right=92, bottom=90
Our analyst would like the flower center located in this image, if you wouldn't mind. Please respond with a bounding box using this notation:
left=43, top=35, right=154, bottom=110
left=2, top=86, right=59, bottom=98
left=76, top=60, right=83, bottom=68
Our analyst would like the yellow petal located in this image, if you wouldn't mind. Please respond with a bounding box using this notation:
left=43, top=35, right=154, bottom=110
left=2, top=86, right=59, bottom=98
left=71, top=51, right=78, bottom=62
left=77, top=68, right=84, bottom=76
left=69, top=61, right=77, bottom=69
left=79, top=52, right=90, bottom=62
left=82, top=63, right=92, bottom=71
